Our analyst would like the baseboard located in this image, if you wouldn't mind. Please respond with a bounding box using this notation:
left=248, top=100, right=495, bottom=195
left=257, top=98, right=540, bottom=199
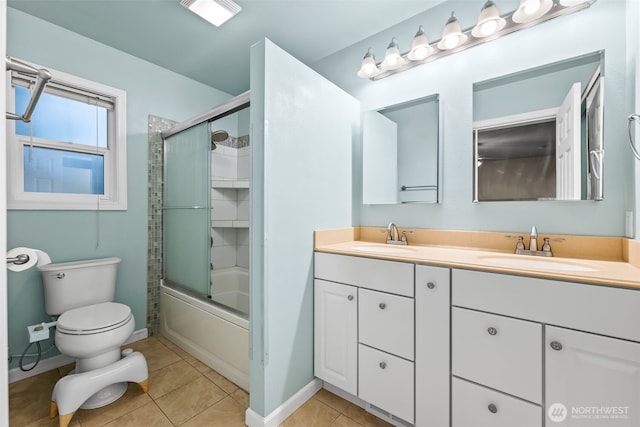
left=245, top=378, right=322, bottom=427
left=9, top=328, right=148, bottom=384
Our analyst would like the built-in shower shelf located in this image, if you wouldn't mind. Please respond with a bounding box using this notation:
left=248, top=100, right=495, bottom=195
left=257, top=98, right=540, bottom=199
left=212, top=220, right=249, bottom=228
left=212, top=179, right=249, bottom=189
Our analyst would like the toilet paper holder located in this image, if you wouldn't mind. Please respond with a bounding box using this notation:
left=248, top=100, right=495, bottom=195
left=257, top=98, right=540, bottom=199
left=7, top=254, right=30, bottom=265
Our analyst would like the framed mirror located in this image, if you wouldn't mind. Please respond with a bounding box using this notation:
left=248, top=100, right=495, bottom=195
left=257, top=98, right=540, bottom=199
left=473, top=51, right=604, bottom=202
left=362, top=94, right=440, bottom=204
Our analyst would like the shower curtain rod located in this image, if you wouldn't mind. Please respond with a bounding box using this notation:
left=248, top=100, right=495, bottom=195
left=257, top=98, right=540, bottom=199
left=162, top=90, right=250, bottom=139
left=5, top=56, right=52, bottom=122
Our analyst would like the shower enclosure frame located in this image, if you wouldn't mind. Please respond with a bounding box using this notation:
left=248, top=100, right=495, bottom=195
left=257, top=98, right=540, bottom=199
left=159, top=91, right=251, bottom=391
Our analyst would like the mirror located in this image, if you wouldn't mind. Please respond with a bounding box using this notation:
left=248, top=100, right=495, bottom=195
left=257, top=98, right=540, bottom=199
left=473, top=51, right=604, bottom=202
left=362, top=94, right=440, bottom=204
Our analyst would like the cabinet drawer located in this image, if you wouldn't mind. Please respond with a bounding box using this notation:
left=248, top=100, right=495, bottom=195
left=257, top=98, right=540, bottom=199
left=358, top=344, right=414, bottom=424
left=359, top=288, right=414, bottom=360
left=452, top=307, right=542, bottom=403
left=314, top=252, right=414, bottom=297
left=452, top=377, right=542, bottom=427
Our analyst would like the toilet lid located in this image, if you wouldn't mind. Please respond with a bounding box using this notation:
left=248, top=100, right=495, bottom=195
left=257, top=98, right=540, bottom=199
left=57, top=302, right=132, bottom=335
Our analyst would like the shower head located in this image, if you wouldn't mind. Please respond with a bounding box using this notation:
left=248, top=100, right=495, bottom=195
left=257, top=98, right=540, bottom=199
left=211, top=130, right=229, bottom=150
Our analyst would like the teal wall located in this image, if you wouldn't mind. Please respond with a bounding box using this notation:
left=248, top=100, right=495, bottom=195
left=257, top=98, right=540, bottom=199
left=313, top=0, right=637, bottom=237
left=6, top=8, right=231, bottom=369
left=249, top=39, right=358, bottom=416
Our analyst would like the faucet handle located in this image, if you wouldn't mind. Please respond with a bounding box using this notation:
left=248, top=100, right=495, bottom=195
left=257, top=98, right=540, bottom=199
left=401, top=231, right=407, bottom=243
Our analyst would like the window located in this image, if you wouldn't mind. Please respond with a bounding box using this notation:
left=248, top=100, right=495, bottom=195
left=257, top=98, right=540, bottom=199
left=7, top=60, right=127, bottom=210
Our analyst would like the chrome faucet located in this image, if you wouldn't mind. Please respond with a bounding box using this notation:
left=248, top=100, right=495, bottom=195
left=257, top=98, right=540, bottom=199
left=386, top=222, right=408, bottom=245
left=513, top=225, right=553, bottom=257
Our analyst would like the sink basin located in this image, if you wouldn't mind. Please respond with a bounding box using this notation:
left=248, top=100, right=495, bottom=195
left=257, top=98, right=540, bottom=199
left=479, top=255, right=598, bottom=272
left=351, top=245, right=416, bottom=255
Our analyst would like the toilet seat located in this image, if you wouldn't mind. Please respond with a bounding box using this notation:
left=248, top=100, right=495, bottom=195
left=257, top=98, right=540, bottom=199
left=57, top=302, right=132, bottom=335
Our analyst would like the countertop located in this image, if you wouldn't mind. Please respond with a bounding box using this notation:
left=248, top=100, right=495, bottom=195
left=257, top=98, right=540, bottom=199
left=315, top=238, right=640, bottom=290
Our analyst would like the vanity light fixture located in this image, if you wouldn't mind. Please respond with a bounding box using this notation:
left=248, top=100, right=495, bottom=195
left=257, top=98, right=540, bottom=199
left=408, top=26, right=434, bottom=61
left=381, top=38, right=407, bottom=71
left=472, top=1, right=507, bottom=38
left=180, top=0, right=241, bottom=27
left=438, top=12, right=468, bottom=50
left=357, top=0, right=597, bottom=80
left=357, top=48, right=380, bottom=78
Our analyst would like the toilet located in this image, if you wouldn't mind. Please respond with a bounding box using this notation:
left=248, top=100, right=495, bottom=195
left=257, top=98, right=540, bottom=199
left=39, top=257, right=148, bottom=427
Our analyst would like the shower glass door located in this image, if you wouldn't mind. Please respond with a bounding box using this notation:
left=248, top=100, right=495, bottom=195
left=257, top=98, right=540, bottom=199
left=163, top=122, right=211, bottom=296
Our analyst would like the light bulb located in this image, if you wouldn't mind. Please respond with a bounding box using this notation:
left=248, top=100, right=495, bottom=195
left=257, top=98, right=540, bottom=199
left=408, top=26, right=433, bottom=61
left=480, top=20, right=497, bottom=36
left=444, top=36, right=459, bottom=50
left=413, top=46, right=429, bottom=60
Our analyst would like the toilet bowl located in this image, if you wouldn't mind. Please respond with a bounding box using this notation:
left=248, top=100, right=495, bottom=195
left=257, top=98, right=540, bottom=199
left=38, top=257, right=149, bottom=426
left=54, top=302, right=135, bottom=408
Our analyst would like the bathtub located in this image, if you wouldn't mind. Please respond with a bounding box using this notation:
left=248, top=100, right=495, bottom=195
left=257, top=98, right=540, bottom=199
left=160, top=267, right=249, bottom=391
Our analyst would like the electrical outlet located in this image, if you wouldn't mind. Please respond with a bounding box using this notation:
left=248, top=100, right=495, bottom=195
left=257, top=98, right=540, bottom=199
left=27, top=323, right=49, bottom=343
left=625, top=211, right=634, bottom=238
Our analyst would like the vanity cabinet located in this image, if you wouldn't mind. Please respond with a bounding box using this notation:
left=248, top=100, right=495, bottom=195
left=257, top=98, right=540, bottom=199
left=313, top=279, right=358, bottom=395
left=314, top=252, right=416, bottom=424
left=452, top=268, right=640, bottom=427
left=546, top=326, right=640, bottom=427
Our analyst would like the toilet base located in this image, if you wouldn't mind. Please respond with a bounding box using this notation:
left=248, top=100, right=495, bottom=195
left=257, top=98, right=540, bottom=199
left=80, top=381, right=128, bottom=409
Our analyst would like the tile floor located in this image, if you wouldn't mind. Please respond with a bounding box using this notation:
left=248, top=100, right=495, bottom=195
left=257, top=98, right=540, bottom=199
left=9, top=336, right=391, bottom=427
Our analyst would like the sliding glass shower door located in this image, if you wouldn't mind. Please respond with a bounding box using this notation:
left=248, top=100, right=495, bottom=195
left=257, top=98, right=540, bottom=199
left=163, top=122, right=210, bottom=296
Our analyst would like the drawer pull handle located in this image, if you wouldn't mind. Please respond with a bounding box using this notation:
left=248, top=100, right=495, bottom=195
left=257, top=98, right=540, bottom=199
left=427, top=282, right=436, bottom=290
left=379, top=303, right=386, bottom=310
left=550, top=341, right=563, bottom=351
left=379, top=362, right=386, bottom=369
left=487, top=327, right=498, bottom=336
left=347, top=295, right=354, bottom=301
left=488, top=403, right=498, bottom=414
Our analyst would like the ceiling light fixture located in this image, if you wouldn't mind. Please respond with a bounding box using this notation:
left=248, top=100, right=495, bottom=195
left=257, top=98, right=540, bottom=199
left=438, top=12, right=468, bottom=50
left=472, top=1, right=507, bottom=38
left=180, top=0, right=242, bottom=27
left=357, top=0, right=596, bottom=81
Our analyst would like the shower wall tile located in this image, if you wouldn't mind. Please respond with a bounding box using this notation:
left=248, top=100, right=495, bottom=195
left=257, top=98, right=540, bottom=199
left=237, top=201, right=249, bottom=221
left=147, top=115, right=177, bottom=336
left=212, top=245, right=237, bottom=269
left=212, top=200, right=238, bottom=221
left=237, top=189, right=249, bottom=201
left=211, top=151, right=237, bottom=180
left=237, top=229, right=249, bottom=246
left=237, top=244, right=249, bottom=269
left=211, top=188, right=225, bottom=201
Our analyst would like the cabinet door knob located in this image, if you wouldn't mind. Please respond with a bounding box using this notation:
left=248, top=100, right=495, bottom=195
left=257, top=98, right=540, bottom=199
left=550, top=341, right=563, bottom=351
left=488, top=403, right=498, bottom=414
left=347, top=295, right=354, bottom=301
left=426, top=282, right=436, bottom=289
left=379, top=302, right=386, bottom=310
left=379, top=361, right=386, bottom=369
left=487, top=327, right=498, bottom=336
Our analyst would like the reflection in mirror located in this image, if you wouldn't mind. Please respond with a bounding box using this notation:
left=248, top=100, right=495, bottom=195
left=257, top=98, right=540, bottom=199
left=473, top=51, right=604, bottom=202
left=362, top=94, right=440, bottom=204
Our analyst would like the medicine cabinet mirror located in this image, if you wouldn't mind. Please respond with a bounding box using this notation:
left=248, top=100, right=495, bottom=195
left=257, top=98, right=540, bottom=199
left=473, top=51, right=604, bottom=202
left=362, top=94, right=440, bottom=204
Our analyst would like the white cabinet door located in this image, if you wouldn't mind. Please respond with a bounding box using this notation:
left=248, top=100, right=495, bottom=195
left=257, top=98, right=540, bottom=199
left=546, top=326, right=640, bottom=426
left=452, top=307, right=542, bottom=403
left=359, top=344, right=414, bottom=424
left=358, top=288, right=414, bottom=360
left=314, top=279, right=358, bottom=395
left=415, top=265, right=450, bottom=427
left=452, top=377, right=542, bottom=427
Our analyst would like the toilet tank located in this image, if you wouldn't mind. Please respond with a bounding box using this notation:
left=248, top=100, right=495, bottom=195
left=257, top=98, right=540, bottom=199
left=38, top=257, right=121, bottom=315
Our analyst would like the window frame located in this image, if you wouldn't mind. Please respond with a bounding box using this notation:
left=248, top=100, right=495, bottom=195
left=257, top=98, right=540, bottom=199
left=6, top=60, right=127, bottom=210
